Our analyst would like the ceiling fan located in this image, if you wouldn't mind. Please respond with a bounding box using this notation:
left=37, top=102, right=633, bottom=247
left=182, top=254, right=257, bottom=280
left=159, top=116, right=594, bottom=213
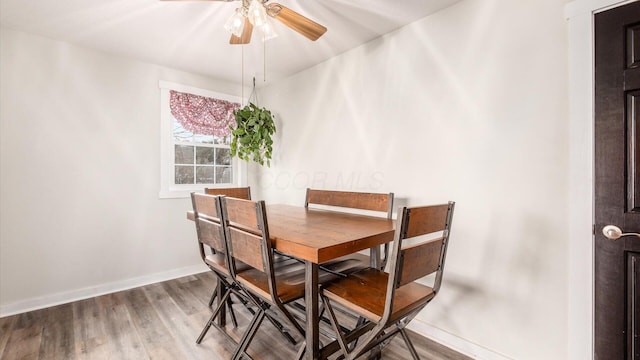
left=162, top=0, right=327, bottom=45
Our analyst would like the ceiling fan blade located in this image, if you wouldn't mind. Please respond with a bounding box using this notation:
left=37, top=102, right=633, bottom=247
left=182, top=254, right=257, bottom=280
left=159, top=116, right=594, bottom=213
left=267, top=3, right=327, bottom=41
left=230, top=17, right=253, bottom=44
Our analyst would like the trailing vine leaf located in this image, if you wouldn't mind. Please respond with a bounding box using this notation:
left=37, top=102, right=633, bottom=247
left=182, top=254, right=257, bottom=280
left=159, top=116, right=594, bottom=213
left=230, top=102, right=276, bottom=166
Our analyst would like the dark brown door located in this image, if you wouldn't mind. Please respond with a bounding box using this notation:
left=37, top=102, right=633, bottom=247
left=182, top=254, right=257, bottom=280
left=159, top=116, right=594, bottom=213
left=595, top=2, right=640, bottom=359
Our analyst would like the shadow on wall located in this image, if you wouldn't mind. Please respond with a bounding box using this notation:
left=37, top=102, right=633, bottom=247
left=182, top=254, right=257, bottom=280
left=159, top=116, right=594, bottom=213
left=425, top=209, right=558, bottom=334
left=425, top=272, right=489, bottom=328
left=483, top=211, right=552, bottom=303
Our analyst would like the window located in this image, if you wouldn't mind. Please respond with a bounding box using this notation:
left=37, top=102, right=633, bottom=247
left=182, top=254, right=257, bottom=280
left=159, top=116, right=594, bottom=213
left=159, top=81, right=246, bottom=198
left=173, top=120, right=232, bottom=185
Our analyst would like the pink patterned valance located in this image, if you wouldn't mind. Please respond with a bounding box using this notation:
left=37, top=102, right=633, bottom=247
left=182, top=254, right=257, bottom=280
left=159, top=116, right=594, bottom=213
left=170, top=90, right=240, bottom=137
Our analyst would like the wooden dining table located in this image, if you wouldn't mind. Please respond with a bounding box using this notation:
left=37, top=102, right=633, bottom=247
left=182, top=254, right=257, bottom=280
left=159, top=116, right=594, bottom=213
left=188, top=203, right=395, bottom=359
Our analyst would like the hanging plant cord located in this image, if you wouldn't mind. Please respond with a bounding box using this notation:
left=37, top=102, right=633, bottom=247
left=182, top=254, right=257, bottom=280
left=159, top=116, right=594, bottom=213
left=230, top=77, right=276, bottom=166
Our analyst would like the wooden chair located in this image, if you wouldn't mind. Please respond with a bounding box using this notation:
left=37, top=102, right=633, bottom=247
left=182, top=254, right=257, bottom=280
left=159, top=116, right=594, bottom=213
left=190, top=192, right=250, bottom=344
left=319, top=202, right=455, bottom=360
left=204, top=186, right=251, bottom=200
left=195, top=195, right=316, bottom=354
left=219, top=196, right=309, bottom=360
left=202, top=187, right=251, bottom=308
left=305, top=188, right=394, bottom=272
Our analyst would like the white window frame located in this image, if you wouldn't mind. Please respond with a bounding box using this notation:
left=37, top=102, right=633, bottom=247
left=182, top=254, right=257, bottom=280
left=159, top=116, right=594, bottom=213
left=159, top=81, right=247, bottom=199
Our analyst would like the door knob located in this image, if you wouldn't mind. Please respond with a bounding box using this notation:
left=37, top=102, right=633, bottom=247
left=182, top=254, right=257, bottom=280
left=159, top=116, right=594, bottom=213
left=602, top=225, right=640, bottom=240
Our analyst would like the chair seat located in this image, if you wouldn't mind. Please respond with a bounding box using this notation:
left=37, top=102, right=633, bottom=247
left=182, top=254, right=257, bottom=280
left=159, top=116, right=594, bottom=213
left=321, top=268, right=435, bottom=323
left=237, top=257, right=347, bottom=304
left=237, top=258, right=306, bottom=303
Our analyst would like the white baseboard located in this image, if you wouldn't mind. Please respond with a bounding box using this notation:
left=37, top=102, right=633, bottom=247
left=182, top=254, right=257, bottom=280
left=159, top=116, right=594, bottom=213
left=408, top=319, right=512, bottom=360
left=0, top=264, right=209, bottom=318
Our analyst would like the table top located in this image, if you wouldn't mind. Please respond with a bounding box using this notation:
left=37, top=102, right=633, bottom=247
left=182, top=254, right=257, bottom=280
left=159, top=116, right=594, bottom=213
left=188, top=204, right=395, bottom=264
left=266, top=204, right=395, bottom=263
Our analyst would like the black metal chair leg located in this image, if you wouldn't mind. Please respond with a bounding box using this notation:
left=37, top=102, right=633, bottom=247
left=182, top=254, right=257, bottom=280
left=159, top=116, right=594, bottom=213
left=400, top=328, right=420, bottom=360
left=235, top=293, right=256, bottom=315
left=196, top=311, right=217, bottom=344
left=208, top=285, right=218, bottom=308
left=264, top=312, right=297, bottom=345
left=366, top=346, right=383, bottom=360
left=349, top=316, right=366, bottom=351
left=295, top=341, right=306, bottom=360
left=232, top=309, right=266, bottom=360
left=227, top=296, right=239, bottom=328
left=196, top=289, right=231, bottom=344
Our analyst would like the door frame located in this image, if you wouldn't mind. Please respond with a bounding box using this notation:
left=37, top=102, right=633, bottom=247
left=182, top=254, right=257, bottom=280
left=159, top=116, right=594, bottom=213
left=566, top=1, right=638, bottom=359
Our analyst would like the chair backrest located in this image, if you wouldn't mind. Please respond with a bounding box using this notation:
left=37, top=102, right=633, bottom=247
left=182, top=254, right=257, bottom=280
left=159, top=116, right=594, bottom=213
left=220, top=197, right=278, bottom=298
left=305, top=188, right=394, bottom=219
left=204, top=186, right=251, bottom=200
left=385, top=202, right=455, bottom=317
left=191, top=193, right=227, bottom=260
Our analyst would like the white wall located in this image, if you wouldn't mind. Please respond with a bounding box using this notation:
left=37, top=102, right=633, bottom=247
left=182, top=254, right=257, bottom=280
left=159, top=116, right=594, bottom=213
left=0, top=0, right=573, bottom=357
left=0, top=28, right=241, bottom=314
left=254, top=0, right=569, bottom=359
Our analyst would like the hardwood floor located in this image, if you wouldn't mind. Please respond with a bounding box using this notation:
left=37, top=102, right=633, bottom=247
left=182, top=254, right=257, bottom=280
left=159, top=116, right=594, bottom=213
left=0, top=272, right=471, bottom=360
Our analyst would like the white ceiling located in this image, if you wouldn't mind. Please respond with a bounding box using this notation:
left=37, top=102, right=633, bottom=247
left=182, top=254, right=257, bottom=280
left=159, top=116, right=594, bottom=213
left=0, top=0, right=462, bottom=85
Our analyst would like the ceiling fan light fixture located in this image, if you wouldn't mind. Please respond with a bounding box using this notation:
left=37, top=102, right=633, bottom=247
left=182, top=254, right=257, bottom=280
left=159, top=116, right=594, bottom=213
left=216, top=0, right=326, bottom=45
left=224, top=8, right=245, bottom=37
left=247, top=0, right=267, bottom=27
left=260, top=20, right=277, bottom=41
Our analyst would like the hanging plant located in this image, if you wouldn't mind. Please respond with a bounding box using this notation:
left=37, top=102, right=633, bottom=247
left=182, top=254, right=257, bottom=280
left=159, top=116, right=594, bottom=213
left=230, top=102, right=276, bottom=166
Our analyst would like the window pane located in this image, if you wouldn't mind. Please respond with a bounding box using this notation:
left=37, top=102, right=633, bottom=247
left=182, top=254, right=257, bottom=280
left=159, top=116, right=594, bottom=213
left=175, top=145, right=194, bottom=164
left=196, top=147, right=215, bottom=164
left=196, top=166, right=215, bottom=184
left=214, top=135, right=231, bottom=145
left=192, top=134, right=230, bottom=144
left=216, top=166, right=232, bottom=184
left=194, top=133, right=214, bottom=144
left=175, top=166, right=194, bottom=184
left=216, top=148, right=231, bottom=165
left=173, top=117, right=194, bottom=142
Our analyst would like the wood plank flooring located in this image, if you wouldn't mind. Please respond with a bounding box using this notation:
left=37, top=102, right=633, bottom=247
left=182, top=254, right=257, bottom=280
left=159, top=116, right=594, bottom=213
left=0, top=272, right=471, bottom=360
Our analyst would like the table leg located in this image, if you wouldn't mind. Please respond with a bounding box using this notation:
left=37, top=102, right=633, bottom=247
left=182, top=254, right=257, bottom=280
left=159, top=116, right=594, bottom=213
left=370, top=246, right=381, bottom=269
left=305, top=261, right=320, bottom=360
left=217, top=279, right=226, bottom=327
